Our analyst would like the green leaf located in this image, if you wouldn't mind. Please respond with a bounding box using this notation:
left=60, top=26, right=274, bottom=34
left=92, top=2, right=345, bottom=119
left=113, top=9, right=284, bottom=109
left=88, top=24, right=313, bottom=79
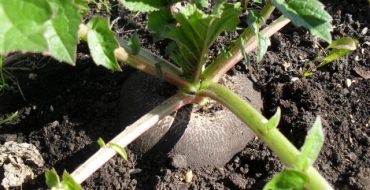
left=263, top=170, right=308, bottom=190
left=192, top=0, right=209, bottom=8
left=303, top=71, right=315, bottom=77
left=326, top=37, right=358, bottom=51
left=44, top=0, right=81, bottom=64
left=119, top=0, right=175, bottom=12
left=128, top=33, right=141, bottom=55
left=165, top=3, right=242, bottom=78
left=295, top=116, right=324, bottom=171
left=87, top=17, right=122, bottom=71
left=257, top=32, right=270, bottom=63
left=45, top=168, right=61, bottom=188
left=267, top=107, right=281, bottom=130
left=247, top=10, right=263, bottom=34
left=240, top=44, right=250, bottom=66
left=0, top=0, right=52, bottom=54
left=74, top=0, right=90, bottom=17
left=0, top=111, right=18, bottom=126
left=97, top=137, right=106, bottom=148
left=318, top=49, right=351, bottom=68
left=109, top=143, right=128, bottom=160
left=251, top=0, right=263, bottom=4
left=62, top=171, right=83, bottom=190
left=148, top=10, right=175, bottom=40
left=0, top=55, right=7, bottom=90
left=270, top=0, right=333, bottom=42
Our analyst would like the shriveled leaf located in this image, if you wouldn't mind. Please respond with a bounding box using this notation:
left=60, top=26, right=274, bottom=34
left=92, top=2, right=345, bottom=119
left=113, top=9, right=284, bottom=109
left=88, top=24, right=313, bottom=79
left=109, top=143, right=128, bottom=160
left=166, top=3, right=242, bottom=78
left=247, top=10, right=263, bottom=34
left=128, top=33, right=141, bottom=55
left=44, top=0, right=81, bottom=64
left=257, top=32, right=270, bottom=63
left=62, top=171, right=83, bottom=190
left=263, top=170, right=308, bottom=190
left=318, top=49, right=352, bottom=68
left=45, top=168, right=61, bottom=188
left=148, top=10, right=175, bottom=40
left=353, top=67, right=370, bottom=79
left=295, top=116, right=324, bottom=171
left=87, top=17, right=121, bottom=71
left=326, top=37, right=358, bottom=50
left=267, top=107, right=281, bottom=130
left=0, top=0, right=52, bottom=54
left=270, top=0, right=332, bottom=42
left=97, top=137, right=106, bottom=148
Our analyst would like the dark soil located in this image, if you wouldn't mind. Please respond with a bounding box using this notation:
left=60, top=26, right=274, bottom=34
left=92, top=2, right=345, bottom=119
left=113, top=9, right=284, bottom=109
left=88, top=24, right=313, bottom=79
left=0, top=0, right=369, bottom=189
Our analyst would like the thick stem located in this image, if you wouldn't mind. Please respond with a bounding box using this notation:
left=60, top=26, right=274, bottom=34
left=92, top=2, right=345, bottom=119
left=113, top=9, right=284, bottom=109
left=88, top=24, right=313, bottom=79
left=198, top=83, right=333, bottom=190
left=70, top=93, right=198, bottom=184
left=203, top=16, right=290, bottom=83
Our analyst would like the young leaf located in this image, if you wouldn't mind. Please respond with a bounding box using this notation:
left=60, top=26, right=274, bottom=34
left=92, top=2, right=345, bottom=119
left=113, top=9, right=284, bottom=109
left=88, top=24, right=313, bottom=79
left=109, top=143, right=128, bottom=160
left=165, top=3, right=242, bottom=78
left=192, top=0, right=209, bottom=8
left=74, top=0, right=90, bottom=17
left=97, top=137, right=106, bottom=148
left=44, top=0, right=81, bottom=64
left=0, top=0, right=52, bottom=54
left=318, top=49, right=352, bottom=68
left=257, top=32, right=270, bottom=63
left=266, top=107, right=281, bottom=130
left=326, top=37, right=358, bottom=51
left=270, top=0, right=333, bottom=42
left=240, top=44, right=250, bottom=66
left=295, top=116, right=324, bottom=171
left=45, top=168, right=61, bottom=188
left=62, top=171, right=83, bottom=190
left=128, top=33, right=141, bottom=55
left=87, top=17, right=122, bottom=71
left=247, top=10, right=263, bottom=34
left=263, top=170, right=308, bottom=190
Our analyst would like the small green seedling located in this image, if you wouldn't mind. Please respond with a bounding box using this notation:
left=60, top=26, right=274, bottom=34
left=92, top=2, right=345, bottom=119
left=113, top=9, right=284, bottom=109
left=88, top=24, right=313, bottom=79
left=97, top=138, right=127, bottom=160
left=45, top=168, right=83, bottom=190
left=304, top=37, right=358, bottom=77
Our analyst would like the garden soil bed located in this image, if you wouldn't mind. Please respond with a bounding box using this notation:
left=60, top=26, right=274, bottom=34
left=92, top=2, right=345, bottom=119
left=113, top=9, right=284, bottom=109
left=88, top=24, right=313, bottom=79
left=0, top=0, right=369, bottom=189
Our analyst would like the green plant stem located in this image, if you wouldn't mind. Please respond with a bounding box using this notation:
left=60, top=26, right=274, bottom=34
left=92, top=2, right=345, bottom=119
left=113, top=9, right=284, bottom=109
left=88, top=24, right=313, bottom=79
left=71, top=93, right=199, bottom=184
left=198, top=83, right=333, bottom=190
left=202, top=1, right=281, bottom=82
left=78, top=24, right=195, bottom=92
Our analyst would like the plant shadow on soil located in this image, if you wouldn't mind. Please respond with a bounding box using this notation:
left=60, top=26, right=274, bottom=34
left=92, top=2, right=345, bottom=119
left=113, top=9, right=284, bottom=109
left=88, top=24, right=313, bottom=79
left=0, top=0, right=369, bottom=189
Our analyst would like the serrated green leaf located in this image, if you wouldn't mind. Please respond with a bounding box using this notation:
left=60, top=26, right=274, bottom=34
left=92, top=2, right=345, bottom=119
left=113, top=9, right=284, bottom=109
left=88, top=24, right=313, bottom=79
left=128, top=33, right=141, bottom=55
left=270, top=0, right=332, bottom=42
left=0, top=0, right=52, bottom=54
left=326, top=37, right=358, bottom=51
left=247, top=10, right=263, bottom=34
left=44, top=0, right=81, bottom=64
left=109, top=143, right=128, bottom=160
left=263, top=170, right=308, bottom=190
left=257, top=32, right=270, bottom=63
left=97, top=137, right=106, bottom=148
left=62, top=171, right=83, bottom=190
left=267, top=107, right=281, bottom=130
left=45, top=168, right=61, bottom=188
left=165, top=3, right=242, bottom=78
left=295, top=116, right=324, bottom=171
left=87, top=17, right=121, bottom=71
